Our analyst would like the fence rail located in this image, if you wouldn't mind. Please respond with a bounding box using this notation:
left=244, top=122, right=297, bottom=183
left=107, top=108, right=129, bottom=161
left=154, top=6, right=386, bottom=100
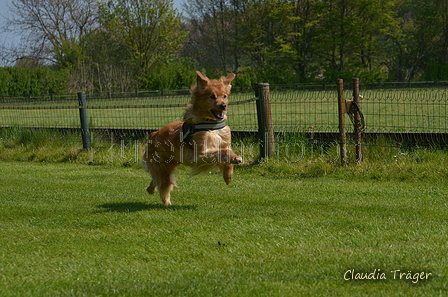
left=1, top=81, right=448, bottom=162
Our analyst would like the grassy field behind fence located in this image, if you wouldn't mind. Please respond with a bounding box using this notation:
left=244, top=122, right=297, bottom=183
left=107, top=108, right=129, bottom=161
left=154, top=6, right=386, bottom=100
left=1, top=88, right=447, bottom=133
left=1, top=161, right=447, bottom=296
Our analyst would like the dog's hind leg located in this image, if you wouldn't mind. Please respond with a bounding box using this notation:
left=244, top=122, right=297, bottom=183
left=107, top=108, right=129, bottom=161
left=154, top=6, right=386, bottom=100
left=146, top=180, right=157, bottom=194
left=157, top=164, right=177, bottom=206
left=142, top=159, right=158, bottom=194
left=145, top=162, right=177, bottom=205
left=159, top=183, right=174, bottom=206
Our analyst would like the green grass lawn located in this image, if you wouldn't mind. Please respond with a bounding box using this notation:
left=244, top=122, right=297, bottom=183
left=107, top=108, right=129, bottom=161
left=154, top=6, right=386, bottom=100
left=1, top=161, right=447, bottom=296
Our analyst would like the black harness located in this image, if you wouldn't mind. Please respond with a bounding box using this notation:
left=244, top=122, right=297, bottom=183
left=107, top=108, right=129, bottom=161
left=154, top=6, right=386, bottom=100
left=181, top=120, right=227, bottom=143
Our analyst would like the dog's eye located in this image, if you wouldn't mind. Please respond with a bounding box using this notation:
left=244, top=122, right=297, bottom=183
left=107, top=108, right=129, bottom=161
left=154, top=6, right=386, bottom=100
left=210, top=95, right=217, bottom=100
left=223, top=95, right=227, bottom=98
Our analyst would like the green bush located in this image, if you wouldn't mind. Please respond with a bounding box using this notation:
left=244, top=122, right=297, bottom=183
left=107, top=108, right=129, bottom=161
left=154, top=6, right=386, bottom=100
left=143, top=58, right=199, bottom=90
left=0, top=67, right=69, bottom=96
left=421, top=59, right=448, bottom=81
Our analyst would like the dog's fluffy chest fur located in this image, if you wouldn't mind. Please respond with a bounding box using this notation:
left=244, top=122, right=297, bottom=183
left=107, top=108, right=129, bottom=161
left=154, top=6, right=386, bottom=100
left=210, top=125, right=230, bottom=139
left=188, top=125, right=231, bottom=150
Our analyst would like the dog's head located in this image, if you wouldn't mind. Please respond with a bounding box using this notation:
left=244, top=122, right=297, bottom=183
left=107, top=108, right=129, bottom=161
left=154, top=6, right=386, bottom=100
left=186, top=71, right=236, bottom=123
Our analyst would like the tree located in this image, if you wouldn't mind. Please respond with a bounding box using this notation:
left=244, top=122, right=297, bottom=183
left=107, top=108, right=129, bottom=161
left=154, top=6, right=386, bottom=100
left=237, top=0, right=292, bottom=68
left=221, top=0, right=298, bottom=83
left=310, top=0, right=400, bottom=81
left=7, top=0, right=98, bottom=66
left=97, top=0, right=188, bottom=89
left=275, top=0, right=324, bottom=82
left=183, top=0, right=240, bottom=74
left=400, top=0, right=448, bottom=80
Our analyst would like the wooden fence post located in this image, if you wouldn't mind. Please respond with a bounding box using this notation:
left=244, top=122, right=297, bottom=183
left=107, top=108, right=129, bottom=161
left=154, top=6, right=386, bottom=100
left=337, top=79, right=347, bottom=166
left=353, top=78, right=363, bottom=163
left=254, top=83, right=275, bottom=159
left=77, top=92, right=91, bottom=150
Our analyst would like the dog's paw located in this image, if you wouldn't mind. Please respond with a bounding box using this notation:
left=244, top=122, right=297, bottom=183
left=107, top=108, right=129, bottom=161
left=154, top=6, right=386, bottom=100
left=146, top=186, right=157, bottom=194
left=231, top=156, right=243, bottom=164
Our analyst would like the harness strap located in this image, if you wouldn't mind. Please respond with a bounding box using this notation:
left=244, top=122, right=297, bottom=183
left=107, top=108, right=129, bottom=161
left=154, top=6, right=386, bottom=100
left=181, top=120, right=226, bottom=142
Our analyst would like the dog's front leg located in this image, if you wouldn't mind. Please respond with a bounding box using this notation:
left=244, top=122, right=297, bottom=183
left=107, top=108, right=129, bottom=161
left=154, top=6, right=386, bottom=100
left=218, top=163, right=234, bottom=185
left=216, top=145, right=242, bottom=164
left=198, top=149, right=242, bottom=164
left=223, top=148, right=243, bottom=164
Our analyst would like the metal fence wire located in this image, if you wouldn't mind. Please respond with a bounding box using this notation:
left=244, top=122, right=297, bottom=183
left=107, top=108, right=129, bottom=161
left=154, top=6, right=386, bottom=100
left=1, top=83, right=447, bottom=163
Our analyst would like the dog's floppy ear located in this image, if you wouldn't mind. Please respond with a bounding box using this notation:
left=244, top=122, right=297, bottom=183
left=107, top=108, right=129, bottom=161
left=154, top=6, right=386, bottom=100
left=196, top=71, right=209, bottom=89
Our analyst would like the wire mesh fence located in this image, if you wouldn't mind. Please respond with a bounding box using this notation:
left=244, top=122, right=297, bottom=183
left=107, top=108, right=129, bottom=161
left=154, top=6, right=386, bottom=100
left=1, top=82, right=447, bottom=164
left=361, top=88, right=448, bottom=132
left=264, top=85, right=448, bottom=133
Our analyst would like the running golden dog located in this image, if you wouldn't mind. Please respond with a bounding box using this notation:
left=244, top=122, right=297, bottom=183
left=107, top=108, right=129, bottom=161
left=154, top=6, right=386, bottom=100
left=142, top=71, right=243, bottom=205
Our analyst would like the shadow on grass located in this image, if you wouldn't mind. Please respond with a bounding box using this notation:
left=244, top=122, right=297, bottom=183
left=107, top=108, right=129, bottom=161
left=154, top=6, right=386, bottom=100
left=97, top=202, right=197, bottom=213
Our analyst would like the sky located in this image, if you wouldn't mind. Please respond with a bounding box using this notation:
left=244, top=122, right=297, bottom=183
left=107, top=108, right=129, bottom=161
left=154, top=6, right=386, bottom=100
left=0, top=0, right=15, bottom=46
left=0, top=0, right=184, bottom=66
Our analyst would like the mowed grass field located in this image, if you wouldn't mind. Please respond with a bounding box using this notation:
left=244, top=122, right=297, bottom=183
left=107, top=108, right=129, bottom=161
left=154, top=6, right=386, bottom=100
left=1, top=88, right=447, bottom=133
left=1, top=161, right=448, bottom=296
